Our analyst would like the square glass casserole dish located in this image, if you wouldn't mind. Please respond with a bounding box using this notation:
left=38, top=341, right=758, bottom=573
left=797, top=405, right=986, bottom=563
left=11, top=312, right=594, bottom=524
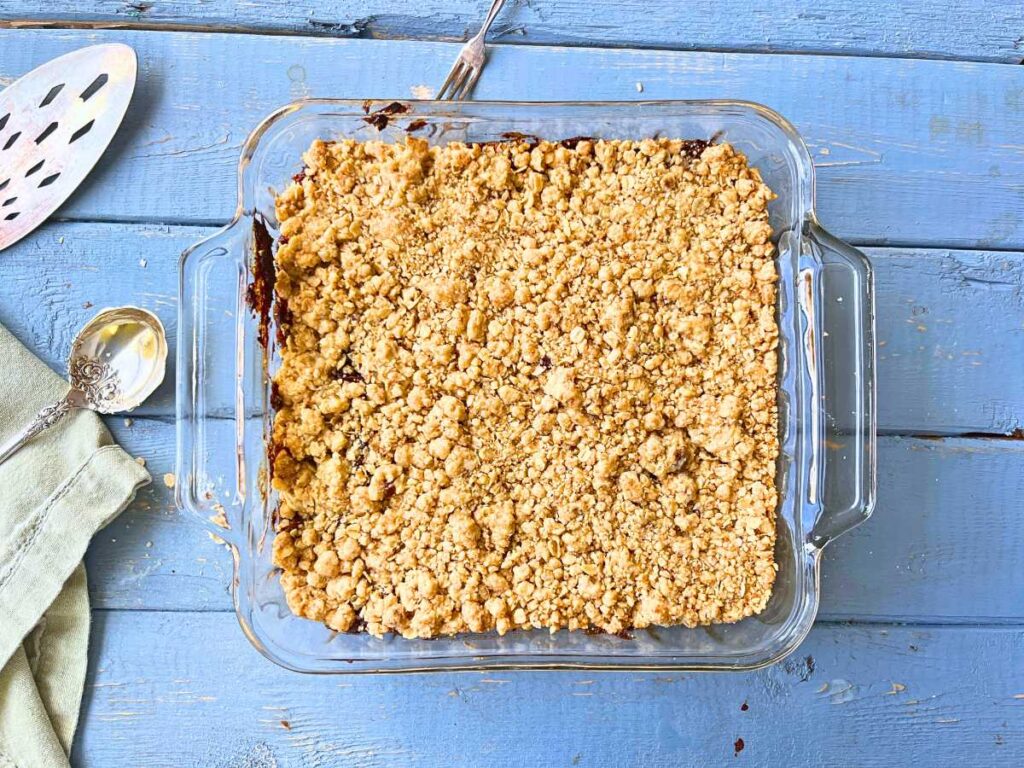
left=176, top=99, right=876, bottom=673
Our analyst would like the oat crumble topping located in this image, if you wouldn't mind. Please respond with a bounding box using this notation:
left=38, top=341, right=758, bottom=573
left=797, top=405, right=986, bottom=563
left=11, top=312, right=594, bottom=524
left=270, top=136, right=779, bottom=638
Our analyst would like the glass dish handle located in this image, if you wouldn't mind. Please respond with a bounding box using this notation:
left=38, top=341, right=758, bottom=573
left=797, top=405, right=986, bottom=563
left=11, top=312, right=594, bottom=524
left=175, top=220, right=248, bottom=549
left=804, top=220, right=877, bottom=549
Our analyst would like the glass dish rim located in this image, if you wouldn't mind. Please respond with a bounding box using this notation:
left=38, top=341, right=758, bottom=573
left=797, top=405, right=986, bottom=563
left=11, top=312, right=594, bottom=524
left=177, top=97, right=875, bottom=673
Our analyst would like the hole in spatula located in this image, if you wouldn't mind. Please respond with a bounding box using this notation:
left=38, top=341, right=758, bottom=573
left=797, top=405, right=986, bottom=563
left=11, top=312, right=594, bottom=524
left=0, top=179, right=8, bottom=191
left=39, top=84, right=64, bottom=108
left=35, top=122, right=58, bottom=144
left=0, top=114, right=8, bottom=132
left=80, top=74, right=108, bottom=102
left=2, top=197, right=16, bottom=207
left=4, top=212, right=19, bottom=221
left=3, top=132, right=21, bottom=151
left=69, top=120, right=94, bottom=144
left=38, top=173, right=60, bottom=188
left=25, top=160, right=44, bottom=177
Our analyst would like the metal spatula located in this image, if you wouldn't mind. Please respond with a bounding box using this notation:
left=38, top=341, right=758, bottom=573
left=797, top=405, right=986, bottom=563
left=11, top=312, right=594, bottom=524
left=0, top=43, right=137, bottom=251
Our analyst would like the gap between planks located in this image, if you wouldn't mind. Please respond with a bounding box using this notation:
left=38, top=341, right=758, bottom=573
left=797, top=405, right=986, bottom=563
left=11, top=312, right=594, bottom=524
left=5, top=18, right=1023, bottom=66
left=86, top=607, right=1024, bottom=629
left=3, top=30, right=1024, bottom=248
left=74, top=614, right=1024, bottom=767
left=6, top=221, right=1021, bottom=435
left=38, top=215, right=1024, bottom=256
left=4, top=0, right=1024, bottom=64
left=87, top=419, right=1024, bottom=621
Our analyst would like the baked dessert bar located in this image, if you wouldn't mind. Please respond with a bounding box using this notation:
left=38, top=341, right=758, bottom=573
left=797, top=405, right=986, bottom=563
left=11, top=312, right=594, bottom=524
left=270, top=135, right=779, bottom=639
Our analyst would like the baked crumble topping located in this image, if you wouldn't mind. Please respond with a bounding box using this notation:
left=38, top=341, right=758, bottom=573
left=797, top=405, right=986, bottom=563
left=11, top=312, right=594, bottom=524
left=270, top=136, right=779, bottom=639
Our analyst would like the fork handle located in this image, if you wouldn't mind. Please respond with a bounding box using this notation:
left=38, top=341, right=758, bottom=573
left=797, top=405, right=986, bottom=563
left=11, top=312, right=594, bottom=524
left=476, top=0, right=508, bottom=39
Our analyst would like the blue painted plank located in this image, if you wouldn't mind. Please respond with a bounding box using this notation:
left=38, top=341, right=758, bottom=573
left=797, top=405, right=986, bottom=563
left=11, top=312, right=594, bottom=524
left=86, top=419, right=1024, bottom=622
left=3, top=222, right=1022, bottom=435
left=0, top=18, right=1013, bottom=766
left=0, top=223, right=188, bottom=414
left=872, top=248, right=1024, bottom=435
left=5, top=1, right=1024, bottom=63
left=820, top=437, right=1024, bottom=623
left=86, top=417, right=235, bottom=614
left=74, top=613, right=1024, bottom=767
left=1, top=30, right=1023, bottom=248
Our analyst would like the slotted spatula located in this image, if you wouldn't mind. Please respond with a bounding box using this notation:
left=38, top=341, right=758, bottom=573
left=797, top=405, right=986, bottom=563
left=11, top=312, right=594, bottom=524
left=0, top=43, right=137, bottom=251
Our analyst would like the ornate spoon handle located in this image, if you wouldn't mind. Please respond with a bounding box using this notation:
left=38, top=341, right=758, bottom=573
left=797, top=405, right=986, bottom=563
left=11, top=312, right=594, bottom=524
left=0, top=393, right=76, bottom=467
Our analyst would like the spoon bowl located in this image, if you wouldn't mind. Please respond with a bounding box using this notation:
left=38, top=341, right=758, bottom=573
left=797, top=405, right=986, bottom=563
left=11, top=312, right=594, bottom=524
left=69, top=306, right=167, bottom=413
left=0, top=305, right=167, bottom=467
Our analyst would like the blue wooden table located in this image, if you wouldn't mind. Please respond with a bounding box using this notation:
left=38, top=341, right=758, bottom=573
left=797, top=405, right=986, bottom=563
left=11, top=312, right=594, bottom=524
left=2, top=2, right=1024, bottom=764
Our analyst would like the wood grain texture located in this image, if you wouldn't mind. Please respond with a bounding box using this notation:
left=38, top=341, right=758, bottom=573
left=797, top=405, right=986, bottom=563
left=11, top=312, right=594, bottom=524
left=73, top=613, right=1024, bottom=767
left=0, top=14, right=1016, bottom=766
left=0, top=223, right=188, bottom=419
left=5, top=1, right=1024, bottom=63
left=2, top=30, right=1024, bottom=248
left=872, top=248, right=1024, bottom=435
left=85, top=419, right=1024, bottom=622
left=3, top=222, right=1021, bottom=434
left=819, top=437, right=1024, bottom=623
left=87, top=417, right=235, bottom=613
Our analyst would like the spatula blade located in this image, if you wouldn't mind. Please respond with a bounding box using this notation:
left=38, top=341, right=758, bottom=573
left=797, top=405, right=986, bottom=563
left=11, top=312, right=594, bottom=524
left=0, top=43, right=137, bottom=251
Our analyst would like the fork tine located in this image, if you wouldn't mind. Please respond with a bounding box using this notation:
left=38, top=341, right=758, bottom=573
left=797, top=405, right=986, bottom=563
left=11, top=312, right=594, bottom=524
left=451, top=66, right=475, bottom=101
left=447, top=72, right=466, bottom=101
left=437, top=61, right=457, bottom=100
left=438, top=59, right=467, bottom=101
left=454, top=67, right=482, bottom=101
left=436, top=0, right=505, bottom=101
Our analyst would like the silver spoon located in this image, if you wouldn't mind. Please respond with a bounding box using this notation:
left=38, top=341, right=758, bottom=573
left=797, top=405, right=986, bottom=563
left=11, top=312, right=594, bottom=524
left=0, top=306, right=167, bottom=466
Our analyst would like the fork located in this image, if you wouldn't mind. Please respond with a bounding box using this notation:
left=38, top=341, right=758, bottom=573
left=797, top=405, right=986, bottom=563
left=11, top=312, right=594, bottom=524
left=437, top=0, right=509, bottom=100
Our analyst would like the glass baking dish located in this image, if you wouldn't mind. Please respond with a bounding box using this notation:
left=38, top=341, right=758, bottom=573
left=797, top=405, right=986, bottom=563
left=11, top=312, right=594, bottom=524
left=176, top=99, right=876, bottom=673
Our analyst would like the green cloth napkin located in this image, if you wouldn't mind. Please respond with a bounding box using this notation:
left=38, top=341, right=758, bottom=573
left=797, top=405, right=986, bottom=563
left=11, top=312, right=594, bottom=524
left=0, top=323, right=150, bottom=768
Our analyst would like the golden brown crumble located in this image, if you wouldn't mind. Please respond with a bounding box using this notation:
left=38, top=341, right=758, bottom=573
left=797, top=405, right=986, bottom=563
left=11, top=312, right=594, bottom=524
left=270, top=136, right=779, bottom=639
